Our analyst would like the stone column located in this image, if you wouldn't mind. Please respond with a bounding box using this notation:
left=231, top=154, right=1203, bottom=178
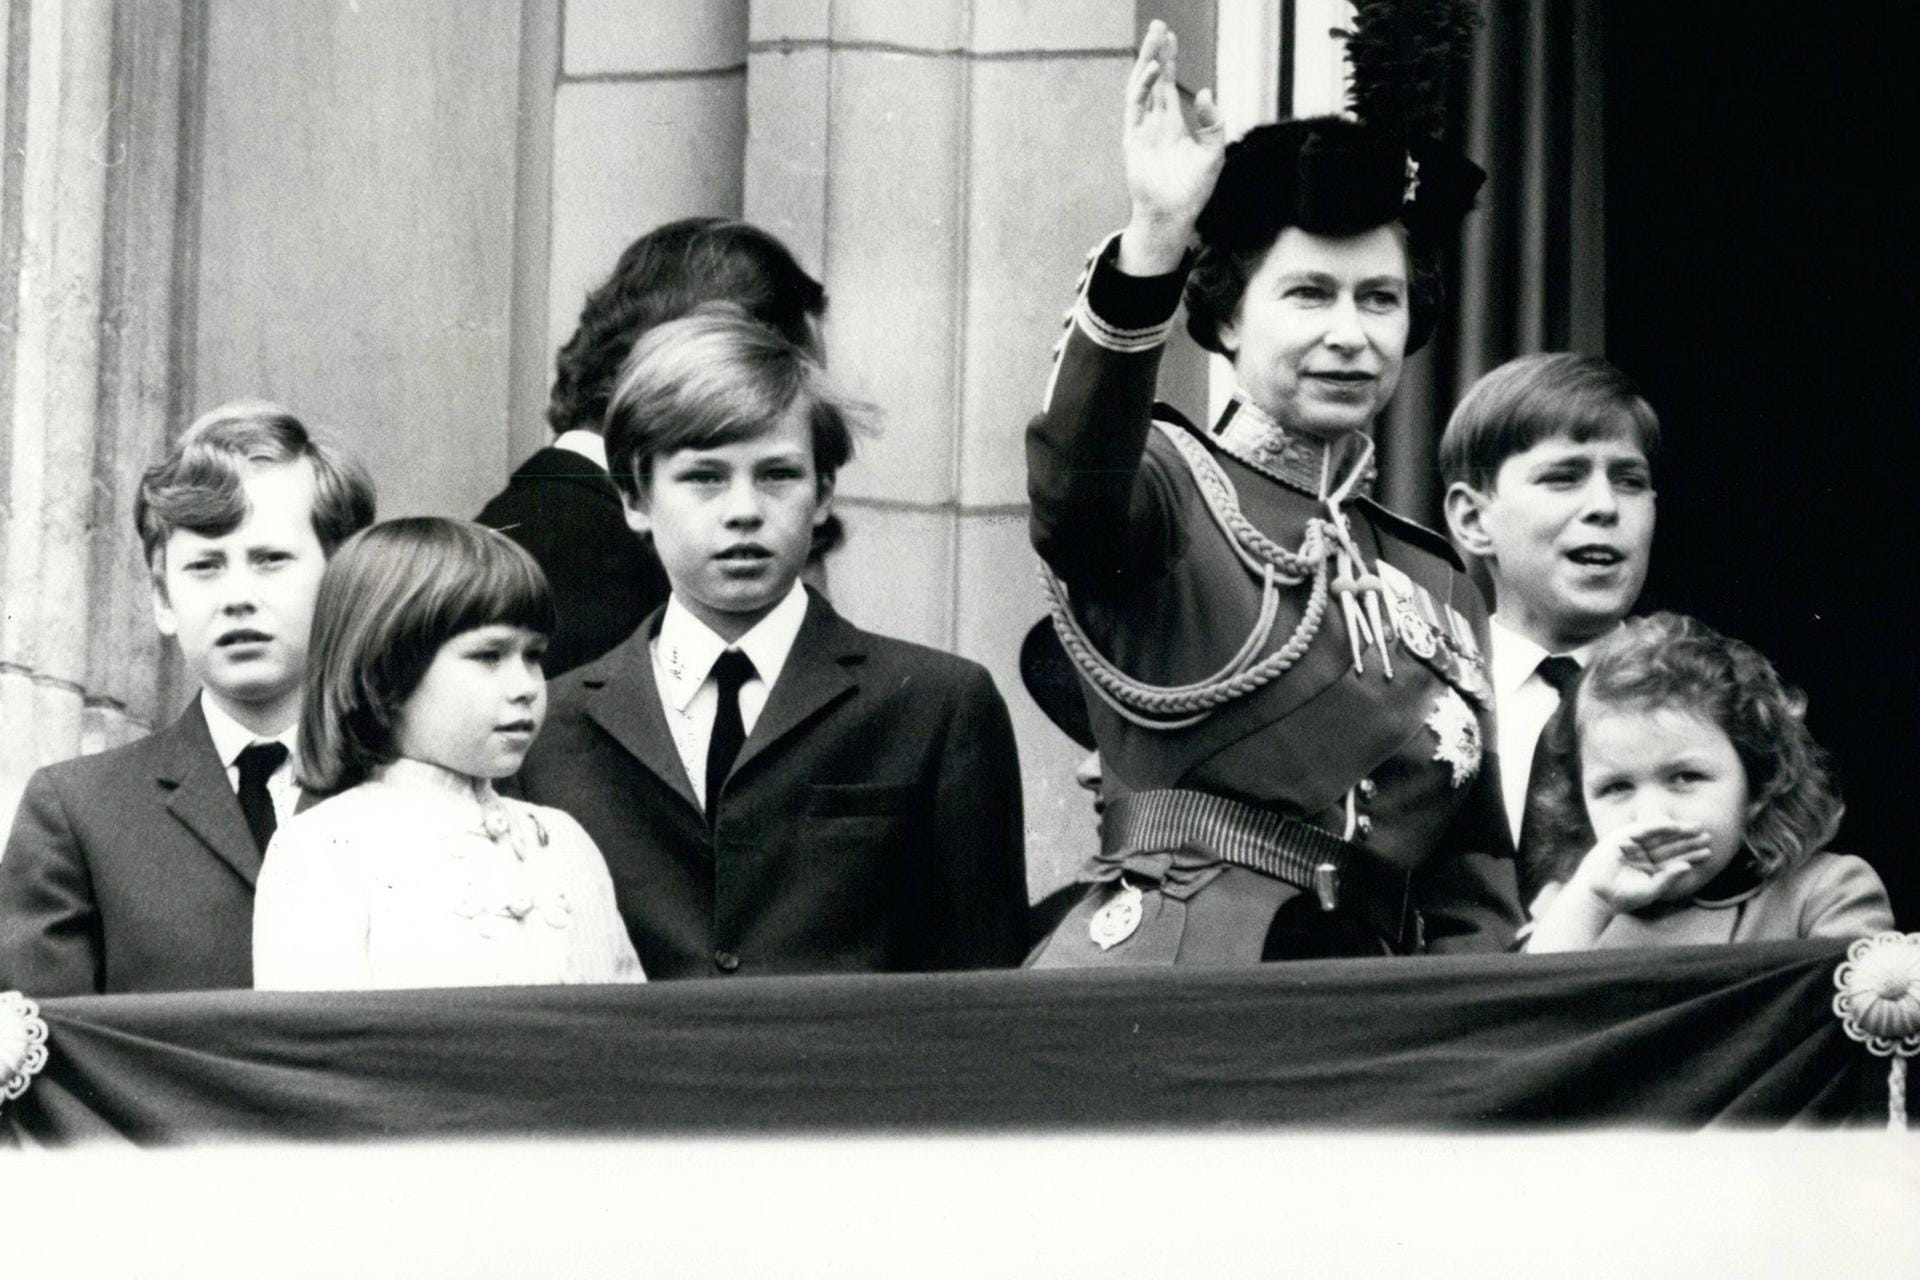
left=745, top=1, right=1151, bottom=895
left=191, top=0, right=527, bottom=524
left=544, top=0, right=749, bottom=388
left=0, top=0, right=197, bottom=818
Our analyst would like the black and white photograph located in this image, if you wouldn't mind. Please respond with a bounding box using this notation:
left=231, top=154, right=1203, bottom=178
left=2, top=2, right=1917, bottom=1275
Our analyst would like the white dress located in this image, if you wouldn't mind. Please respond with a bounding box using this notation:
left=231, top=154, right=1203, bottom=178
left=253, top=759, right=646, bottom=990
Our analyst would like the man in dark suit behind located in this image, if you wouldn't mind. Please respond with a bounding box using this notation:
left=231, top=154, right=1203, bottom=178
left=0, top=404, right=376, bottom=995
left=478, top=218, right=829, bottom=676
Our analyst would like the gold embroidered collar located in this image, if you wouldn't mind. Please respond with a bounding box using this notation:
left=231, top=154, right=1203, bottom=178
left=1212, top=394, right=1377, bottom=501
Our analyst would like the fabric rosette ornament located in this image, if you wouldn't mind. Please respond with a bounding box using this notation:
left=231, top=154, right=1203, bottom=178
left=1, top=989, right=50, bottom=1106
left=1831, top=931, right=1920, bottom=1130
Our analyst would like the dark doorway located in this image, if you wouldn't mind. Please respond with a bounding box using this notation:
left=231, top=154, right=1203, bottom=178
left=1605, top=4, right=1920, bottom=923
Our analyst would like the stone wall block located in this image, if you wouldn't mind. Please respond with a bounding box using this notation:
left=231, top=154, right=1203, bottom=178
left=743, top=44, right=829, bottom=278
left=195, top=0, right=523, bottom=522
left=952, top=508, right=1087, bottom=897
left=548, top=76, right=746, bottom=365
left=749, top=0, right=830, bottom=44
left=968, top=0, right=1135, bottom=54
left=819, top=48, right=962, bottom=506
left=829, top=1, right=965, bottom=52
left=957, top=53, right=1129, bottom=507
left=564, top=0, right=747, bottom=77
left=825, top=502, right=956, bottom=653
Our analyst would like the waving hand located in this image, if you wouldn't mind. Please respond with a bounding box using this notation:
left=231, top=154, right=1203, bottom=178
left=1119, top=21, right=1226, bottom=275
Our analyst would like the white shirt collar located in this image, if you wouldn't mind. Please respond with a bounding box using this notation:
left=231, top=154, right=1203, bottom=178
left=1489, top=615, right=1612, bottom=696
left=199, top=695, right=299, bottom=770
left=653, top=581, right=810, bottom=714
left=1489, top=616, right=1552, bottom=698
left=551, top=429, right=609, bottom=472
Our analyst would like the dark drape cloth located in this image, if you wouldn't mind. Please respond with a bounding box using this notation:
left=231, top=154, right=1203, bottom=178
left=3, top=940, right=1886, bottom=1144
left=1378, top=0, right=1608, bottom=523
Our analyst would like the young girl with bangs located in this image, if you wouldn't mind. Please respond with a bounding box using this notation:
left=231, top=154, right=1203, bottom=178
left=252, top=517, right=644, bottom=989
left=1524, top=612, right=1894, bottom=951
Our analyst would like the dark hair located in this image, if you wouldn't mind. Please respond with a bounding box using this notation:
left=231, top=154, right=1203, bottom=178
left=1184, top=222, right=1447, bottom=357
left=1439, top=353, right=1662, bottom=492
left=135, top=400, right=376, bottom=575
left=298, top=518, right=556, bottom=798
left=1527, top=613, right=1844, bottom=889
left=604, top=309, right=866, bottom=561
left=547, top=217, right=826, bottom=437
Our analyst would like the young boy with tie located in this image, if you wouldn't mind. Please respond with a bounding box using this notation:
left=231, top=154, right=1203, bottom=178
left=513, top=310, right=1029, bottom=979
left=477, top=218, right=828, bottom=677
left=0, top=403, right=376, bottom=994
left=1439, top=354, right=1660, bottom=905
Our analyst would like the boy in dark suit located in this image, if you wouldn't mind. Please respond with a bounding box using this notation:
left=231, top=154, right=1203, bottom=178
left=0, top=403, right=376, bottom=994
left=1440, top=354, right=1660, bottom=904
left=478, top=218, right=829, bottom=676
left=514, top=311, right=1028, bottom=978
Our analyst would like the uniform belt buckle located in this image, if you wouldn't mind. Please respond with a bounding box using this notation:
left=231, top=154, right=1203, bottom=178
left=1313, top=861, right=1340, bottom=912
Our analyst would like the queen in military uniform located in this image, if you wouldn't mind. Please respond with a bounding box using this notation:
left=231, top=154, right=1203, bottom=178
left=1026, top=13, right=1521, bottom=964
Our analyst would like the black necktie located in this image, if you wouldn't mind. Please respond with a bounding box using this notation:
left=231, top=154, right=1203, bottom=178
left=705, top=649, right=756, bottom=825
left=1516, top=655, right=1584, bottom=896
left=236, top=741, right=290, bottom=855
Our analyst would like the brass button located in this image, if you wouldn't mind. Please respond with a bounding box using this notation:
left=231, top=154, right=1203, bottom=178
left=714, top=950, right=741, bottom=973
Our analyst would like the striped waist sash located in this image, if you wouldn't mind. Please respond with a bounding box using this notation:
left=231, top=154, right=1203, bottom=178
left=1100, top=788, right=1419, bottom=953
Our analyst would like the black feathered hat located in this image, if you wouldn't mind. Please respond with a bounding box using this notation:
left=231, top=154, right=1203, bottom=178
left=1020, top=618, right=1095, bottom=750
left=1186, top=0, right=1487, bottom=355
left=1194, top=120, right=1485, bottom=250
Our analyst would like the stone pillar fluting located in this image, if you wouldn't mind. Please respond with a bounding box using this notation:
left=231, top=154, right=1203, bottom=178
left=545, top=0, right=749, bottom=369
left=1, top=0, right=191, bottom=818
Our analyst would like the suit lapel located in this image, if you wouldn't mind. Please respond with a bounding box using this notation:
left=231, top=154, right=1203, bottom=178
left=582, top=628, right=704, bottom=815
left=155, top=698, right=265, bottom=886
left=731, top=591, right=861, bottom=778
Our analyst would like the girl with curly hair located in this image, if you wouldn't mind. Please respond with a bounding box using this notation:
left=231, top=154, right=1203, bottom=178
left=1524, top=612, right=1893, bottom=950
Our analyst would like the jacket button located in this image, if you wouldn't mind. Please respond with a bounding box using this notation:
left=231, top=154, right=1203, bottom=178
left=714, top=950, right=741, bottom=973
left=1357, top=779, right=1377, bottom=802
left=1354, top=815, right=1373, bottom=839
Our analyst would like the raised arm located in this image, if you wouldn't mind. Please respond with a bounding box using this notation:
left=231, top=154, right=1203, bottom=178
left=1027, top=24, right=1228, bottom=591
left=1523, top=822, right=1713, bottom=954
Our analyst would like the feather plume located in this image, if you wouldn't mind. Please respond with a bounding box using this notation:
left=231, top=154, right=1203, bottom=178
left=1336, top=0, right=1482, bottom=141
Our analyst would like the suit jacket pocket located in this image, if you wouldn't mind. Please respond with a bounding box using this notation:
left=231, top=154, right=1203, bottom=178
left=805, top=782, right=917, bottom=819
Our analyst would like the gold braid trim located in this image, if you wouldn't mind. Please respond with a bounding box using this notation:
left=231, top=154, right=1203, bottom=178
left=1041, top=422, right=1341, bottom=730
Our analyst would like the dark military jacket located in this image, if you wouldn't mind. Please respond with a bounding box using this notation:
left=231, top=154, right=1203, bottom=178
left=1026, top=236, right=1520, bottom=955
